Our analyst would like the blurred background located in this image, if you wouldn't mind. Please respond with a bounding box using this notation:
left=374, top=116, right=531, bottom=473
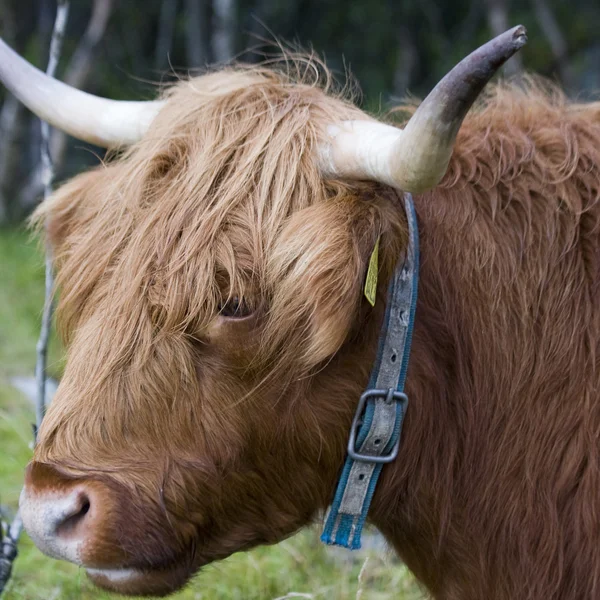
left=1, top=0, right=600, bottom=223
left=1, top=1, right=599, bottom=598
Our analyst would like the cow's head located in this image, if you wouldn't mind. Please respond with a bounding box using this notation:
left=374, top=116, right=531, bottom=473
left=2, top=27, right=526, bottom=596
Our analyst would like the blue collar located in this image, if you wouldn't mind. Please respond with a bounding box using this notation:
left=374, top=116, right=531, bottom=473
left=321, top=192, right=419, bottom=549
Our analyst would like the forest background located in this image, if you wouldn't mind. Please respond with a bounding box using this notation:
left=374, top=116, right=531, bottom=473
left=0, top=0, right=599, bottom=222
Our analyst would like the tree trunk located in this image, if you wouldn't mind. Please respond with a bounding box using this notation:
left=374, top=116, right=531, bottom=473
left=0, top=0, right=24, bottom=223
left=50, top=0, right=114, bottom=170
left=0, top=96, right=23, bottom=223
left=531, top=0, right=575, bottom=90
left=155, top=0, right=179, bottom=71
left=185, top=0, right=211, bottom=67
left=244, top=0, right=275, bottom=62
left=393, top=26, right=418, bottom=98
left=212, top=0, right=235, bottom=63
left=14, top=0, right=58, bottom=215
left=19, top=0, right=114, bottom=214
left=485, top=0, right=522, bottom=77
left=457, top=0, right=484, bottom=46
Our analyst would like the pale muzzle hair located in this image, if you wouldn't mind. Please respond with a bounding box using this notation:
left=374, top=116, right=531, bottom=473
left=0, top=26, right=526, bottom=193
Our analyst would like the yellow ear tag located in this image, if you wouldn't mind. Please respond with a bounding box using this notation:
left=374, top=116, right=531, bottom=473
left=364, top=237, right=380, bottom=307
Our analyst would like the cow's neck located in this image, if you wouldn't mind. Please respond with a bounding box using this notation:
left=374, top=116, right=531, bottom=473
left=364, top=187, right=490, bottom=597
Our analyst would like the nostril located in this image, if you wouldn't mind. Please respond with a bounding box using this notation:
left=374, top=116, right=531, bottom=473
left=81, top=499, right=91, bottom=515
left=55, top=491, right=92, bottom=538
left=20, top=464, right=109, bottom=563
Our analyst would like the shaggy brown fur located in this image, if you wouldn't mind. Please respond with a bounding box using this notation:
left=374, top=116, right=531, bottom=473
left=28, top=64, right=600, bottom=599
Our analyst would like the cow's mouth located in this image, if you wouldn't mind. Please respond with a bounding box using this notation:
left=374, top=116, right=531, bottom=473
left=86, top=561, right=194, bottom=597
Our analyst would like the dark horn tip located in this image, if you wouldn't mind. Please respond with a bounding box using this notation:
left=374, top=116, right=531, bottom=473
left=511, top=25, right=528, bottom=48
left=420, top=25, right=529, bottom=127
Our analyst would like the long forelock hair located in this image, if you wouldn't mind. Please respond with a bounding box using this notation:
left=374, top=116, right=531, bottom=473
left=31, top=58, right=405, bottom=471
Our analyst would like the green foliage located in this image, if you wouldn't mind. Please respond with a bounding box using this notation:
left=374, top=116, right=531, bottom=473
left=3, top=530, right=423, bottom=599
left=0, top=227, right=60, bottom=375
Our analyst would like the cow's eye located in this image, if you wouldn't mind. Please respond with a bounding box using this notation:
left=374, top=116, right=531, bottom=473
left=218, top=296, right=252, bottom=318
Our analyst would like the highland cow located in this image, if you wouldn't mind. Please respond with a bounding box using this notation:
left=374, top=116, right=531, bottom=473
left=2, top=25, right=600, bottom=600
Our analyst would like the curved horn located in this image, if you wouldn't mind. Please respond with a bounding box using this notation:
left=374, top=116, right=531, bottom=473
left=0, top=37, right=165, bottom=148
left=320, top=25, right=528, bottom=193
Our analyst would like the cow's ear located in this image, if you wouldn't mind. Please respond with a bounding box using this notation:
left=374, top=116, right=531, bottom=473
left=264, top=191, right=402, bottom=372
left=30, top=168, right=106, bottom=256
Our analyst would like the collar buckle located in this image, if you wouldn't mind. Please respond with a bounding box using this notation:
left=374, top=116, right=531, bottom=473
left=347, top=388, right=409, bottom=464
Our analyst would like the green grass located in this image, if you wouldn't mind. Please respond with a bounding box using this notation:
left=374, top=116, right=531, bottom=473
left=0, top=227, right=423, bottom=600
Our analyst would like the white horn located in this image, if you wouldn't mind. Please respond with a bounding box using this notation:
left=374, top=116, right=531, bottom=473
left=320, top=26, right=528, bottom=193
left=0, top=37, right=165, bottom=148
